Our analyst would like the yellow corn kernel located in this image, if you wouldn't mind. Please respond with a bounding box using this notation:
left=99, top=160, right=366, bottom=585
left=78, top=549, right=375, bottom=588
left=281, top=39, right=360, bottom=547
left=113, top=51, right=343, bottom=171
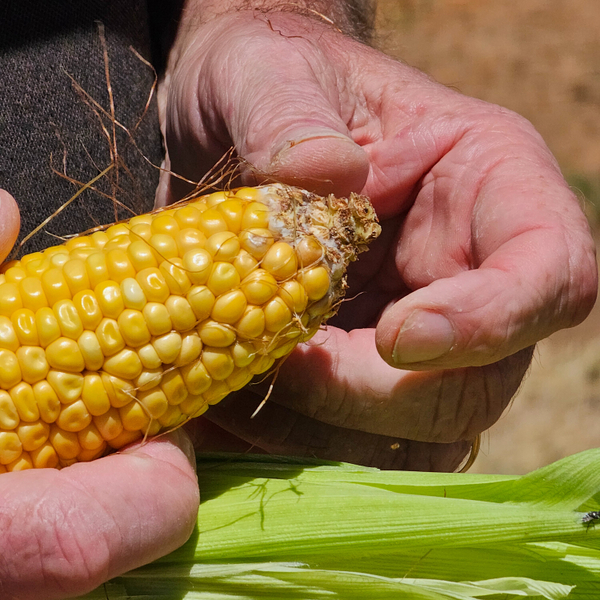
left=182, top=249, right=213, bottom=285
left=149, top=233, right=178, bottom=261
left=117, top=309, right=152, bottom=347
left=231, top=341, right=257, bottom=368
left=3, top=265, right=26, bottom=283
left=86, top=252, right=109, bottom=288
left=95, top=318, right=125, bottom=356
left=174, top=205, right=202, bottom=230
left=35, top=307, right=61, bottom=348
left=19, top=277, right=48, bottom=311
left=10, top=382, right=39, bottom=422
left=201, top=347, right=234, bottom=381
left=206, top=191, right=230, bottom=208
left=240, top=269, right=278, bottom=304
left=197, top=208, right=228, bottom=237
left=107, top=428, right=142, bottom=449
left=120, top=277, right=147, bottom=310
left=0, top=283, right=22, bottom=317
left=129, top=214, right=153, bottom=228
left=270, top=337, right=300, bottom=359
left=138, top=388, right=168, bottom=419
left=248, top=354, right=275, bottom=375
left=160, top=258, right=192, bottom=295
left=233, top=249, right=259, bottom=279
left=180, top=359, right=212, bottom=395
left=25, top=257, right=51, bottom=278
left=103, top=348, right=143, bottom=380
left=0, top=316, right=19, bottom=351
left=160, top=369, right=188, bottom=405
left=299, top=266, right=331, bottom=301
left=135, top=368, right=162, bottom=391
left=204, top=380, right=230, bottom=405
left=72, top=290, right=103, bottom=330
left=95, top=281, right=125, bottom=319
left=106, top=248, right=136, bottom=283
left=235, top=186, right=262, bottom=201
left=81, top=373, right=111, bottom=416
left=241, top=201, right=271, bottom=229
left=130, top=223, right=152, bottom=242
left=103, top=234, right=132, bottom=253
left=296, top=236, right=324, bottom=267
left=151, top=214, right=180, bottom=236
left=33, top=381, right=61, bottom=423
left=205, top=231, right=241, bottom=262
left=21, top=252, right=43, bottom=267
left=264, top=296, right=293, bottom=333
left=17, top=420, right=50, bottom=452
left=76, top=445, right=106, bottom=462
left=152, top=332, right=183, bottom=365
left=105, top=224, right=130, bottom=240
left=127, top=239, right=158, bottom=271
left=65, top=237, right=92, bottom=251
left=157, top=404, right=184, bottom=428
left=187, top=286, right=215, bottom=321
left=216, top=199, right=244, bottom=233
left=0, top=431, right=22, bottom=464
left=239, top=228, right=274, bottom=259
left=16, top=346, right=49, bottom=384
left=119, top=401, right=150, bottom=432
left=49, top=425, right=81, bottom=460
left=53, top=299, right=84, bottom=339
left=6, top=451, right=33, bottom=471
left=101, top=373, right=135, bottom=408
left=69, top=247, right=99, bottom=261
left=0, top=391, right=19, bottom=430
left=198, top=320, right=236, bottom=347
left=136, top=267, right=170, bottom=303
left=278, top=280, right=308, bottom=313
left=211, top=290, right=247, bottom=325
left=179, top=394, right=207, bottom=417
left=94, top=407, right=123, bottom=441
left=41, top=268, right=71, bottom=306
left=78, top=423, right=106, bottom=450
left=166, top=296, right=197, bottom=332
left=45, top=337, right=86, bottom=372
left=0, top=348, right=21, bottom=390
left=175, top=228, right=206, bottom=256
left=174, top=331, right=203, bottom=367
left=140, top=303, right=171, bottom=337
left=236, top=306, right=265, bottom=339
left=62, top=258, right=91, bottom=296
left=262, top=242, right=298, bottom=281
left=77, top=331, right=105, bottom=371
left=30, top=442, right=59, bottom=469
left=46, top=370, right=84, bottom=404
left=12, top=308, right=39, bottom=346
left=227, top=368, right=253, bottom=392
left=137, top=343, right=162, bottom=370
left=207, top=262, right=240, bottom=296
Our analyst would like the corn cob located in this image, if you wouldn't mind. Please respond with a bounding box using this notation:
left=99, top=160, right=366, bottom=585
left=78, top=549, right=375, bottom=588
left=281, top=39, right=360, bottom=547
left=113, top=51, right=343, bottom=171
left=0, top=184, right=380, bottom=471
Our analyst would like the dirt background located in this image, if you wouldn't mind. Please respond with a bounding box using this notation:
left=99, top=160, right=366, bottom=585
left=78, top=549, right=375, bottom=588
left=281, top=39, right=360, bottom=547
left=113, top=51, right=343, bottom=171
left=375, top=0, right=600, bottom=474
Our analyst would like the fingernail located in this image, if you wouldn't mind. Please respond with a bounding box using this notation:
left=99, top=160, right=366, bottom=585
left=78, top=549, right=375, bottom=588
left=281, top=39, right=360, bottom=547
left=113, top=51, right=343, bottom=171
left=272, top=127, right=352, bottom=159
left=169, top=428, right=197, bottom=470
left=392, top=310, right=455, bottom=364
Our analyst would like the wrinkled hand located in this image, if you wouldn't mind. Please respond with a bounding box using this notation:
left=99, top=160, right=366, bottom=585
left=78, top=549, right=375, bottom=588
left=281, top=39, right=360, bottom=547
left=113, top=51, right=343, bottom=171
left=158, top=11, right=597, bottom=470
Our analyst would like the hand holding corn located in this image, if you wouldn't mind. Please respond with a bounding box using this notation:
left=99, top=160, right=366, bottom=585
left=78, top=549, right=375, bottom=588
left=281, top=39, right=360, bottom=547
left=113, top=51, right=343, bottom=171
left=0, top=4, right=598, bottom=600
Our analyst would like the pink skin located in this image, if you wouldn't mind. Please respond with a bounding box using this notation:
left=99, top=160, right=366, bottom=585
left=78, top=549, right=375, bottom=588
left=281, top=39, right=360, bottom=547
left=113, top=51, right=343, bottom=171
left=0, top=10, right=597, bottom=598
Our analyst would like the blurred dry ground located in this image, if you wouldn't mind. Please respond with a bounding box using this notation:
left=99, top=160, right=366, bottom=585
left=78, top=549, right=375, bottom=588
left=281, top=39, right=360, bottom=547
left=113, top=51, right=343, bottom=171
left=375, top=0, right=600, bottom=473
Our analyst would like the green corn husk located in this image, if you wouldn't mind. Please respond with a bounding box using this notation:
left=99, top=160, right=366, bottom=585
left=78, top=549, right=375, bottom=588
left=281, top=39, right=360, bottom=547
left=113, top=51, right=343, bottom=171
left=78, top=449, right=600, bottom=600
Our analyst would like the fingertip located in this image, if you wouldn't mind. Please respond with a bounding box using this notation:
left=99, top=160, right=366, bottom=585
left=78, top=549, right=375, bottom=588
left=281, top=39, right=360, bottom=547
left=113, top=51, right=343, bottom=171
left=0, top=189, right=20, bottom=262
left=258, top=129, right=370, bottom=197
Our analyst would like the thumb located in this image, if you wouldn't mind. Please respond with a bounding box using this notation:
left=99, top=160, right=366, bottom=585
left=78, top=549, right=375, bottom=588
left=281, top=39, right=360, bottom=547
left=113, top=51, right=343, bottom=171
left=0, top=189, right=20, bottom=262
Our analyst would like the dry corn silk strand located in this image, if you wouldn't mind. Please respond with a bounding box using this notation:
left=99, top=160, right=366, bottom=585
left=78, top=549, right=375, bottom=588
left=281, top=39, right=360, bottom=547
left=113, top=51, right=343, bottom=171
left=0, top=184, right=380, bottom=471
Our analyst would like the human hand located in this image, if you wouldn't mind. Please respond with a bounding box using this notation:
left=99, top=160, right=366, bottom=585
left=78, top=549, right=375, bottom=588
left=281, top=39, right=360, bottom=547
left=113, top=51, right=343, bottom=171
left=158, top=9, right=598, bottom=471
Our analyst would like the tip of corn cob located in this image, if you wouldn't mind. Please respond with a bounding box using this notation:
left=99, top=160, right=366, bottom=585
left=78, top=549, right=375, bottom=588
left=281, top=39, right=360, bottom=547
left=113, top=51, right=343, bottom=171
left=0, top=184, right=380, bottom=470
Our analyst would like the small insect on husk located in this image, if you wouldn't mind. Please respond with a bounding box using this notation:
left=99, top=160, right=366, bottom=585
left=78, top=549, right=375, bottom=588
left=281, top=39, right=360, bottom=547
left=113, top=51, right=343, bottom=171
left=581, top=510, right=600, bottom=529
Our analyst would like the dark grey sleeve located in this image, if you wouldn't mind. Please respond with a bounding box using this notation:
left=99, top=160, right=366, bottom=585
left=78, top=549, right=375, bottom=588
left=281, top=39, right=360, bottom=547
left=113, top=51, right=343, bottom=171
left=0, top=0, right=166, bottom=256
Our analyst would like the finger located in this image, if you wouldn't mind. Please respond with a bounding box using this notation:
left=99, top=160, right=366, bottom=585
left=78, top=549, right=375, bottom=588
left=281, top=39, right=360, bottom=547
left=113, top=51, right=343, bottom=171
left=0, top=430, right=199, bottom=600
left=163, top=14, right=370, bottom=198
left=234, top=327, right=532, bottom=444
left=0, top=189, right=20, bottom=262
left=376, top=149, right=598, bottom=370
left=199, top=393, right=471, bottom=472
